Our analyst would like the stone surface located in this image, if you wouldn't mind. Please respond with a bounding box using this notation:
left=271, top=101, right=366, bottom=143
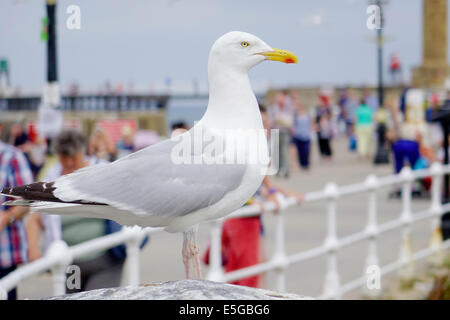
left=45, top=280, right=312, bottom=300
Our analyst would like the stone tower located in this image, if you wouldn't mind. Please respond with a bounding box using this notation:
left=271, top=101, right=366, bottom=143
left=412, top=0, right=450, bottom=88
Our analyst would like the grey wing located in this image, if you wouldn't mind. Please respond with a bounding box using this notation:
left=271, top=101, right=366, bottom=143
left=53, top=132, right=246, bottom=218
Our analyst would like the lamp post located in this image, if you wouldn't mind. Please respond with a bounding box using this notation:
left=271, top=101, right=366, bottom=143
left=46, top=0, right=58, bottom=84
left=38, top=0, right=63, bottom=141
left=372, top=0, right=390, bottom=164
left=376, top=1, right=384, bottom=108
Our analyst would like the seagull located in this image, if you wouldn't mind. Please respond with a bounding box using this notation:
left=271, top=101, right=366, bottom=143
left=1, top=31, right=298, bottom=279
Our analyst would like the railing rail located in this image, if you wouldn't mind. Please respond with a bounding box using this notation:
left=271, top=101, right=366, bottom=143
left=1, top=163, right=450, bottom=299
left=0, top=226, right=162, bottom=299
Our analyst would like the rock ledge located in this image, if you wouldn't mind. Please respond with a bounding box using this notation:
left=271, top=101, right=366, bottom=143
left=46, top=280, right=312, bottom=300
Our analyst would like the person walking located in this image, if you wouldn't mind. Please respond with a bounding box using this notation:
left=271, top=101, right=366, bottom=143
left=355, top=99, right=374, bottom=159
left=268, top=92, right=294, bottom=178
left=315, top=95, right=333, bottom=160
left=292, top=102, right=312, bottom=170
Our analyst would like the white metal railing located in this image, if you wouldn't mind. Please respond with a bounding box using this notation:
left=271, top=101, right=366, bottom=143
left=0, top=225, right=163, bottom=300
left=1, top=163, right=450, bottom=299
left=205, top=162, right=450, bottom=299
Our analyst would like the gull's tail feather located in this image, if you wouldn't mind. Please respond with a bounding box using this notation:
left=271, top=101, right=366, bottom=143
left=2, top=181, right=61, bottom=202
left=2, top=196, right=127, bottom=221
left=1, top=182, right=172, bottom=228
left=1, top=198, right=87, bottom=216
left=1, top=182, right=107, bottom=206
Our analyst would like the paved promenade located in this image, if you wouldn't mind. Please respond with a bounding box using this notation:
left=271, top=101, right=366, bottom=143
left=17, top=137, right=436, bottom=299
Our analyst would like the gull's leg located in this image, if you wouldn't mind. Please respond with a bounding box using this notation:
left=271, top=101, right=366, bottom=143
left=181, top=226, right=202, bottom=279
left=182, top=231, right=191, bottom=278
left=189, top=225, right=203, bottom=279
left=192, top=250, right=203, bottom=279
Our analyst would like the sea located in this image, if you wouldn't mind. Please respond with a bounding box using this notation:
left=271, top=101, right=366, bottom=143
left=166, top=97, right=208, bottom=129
left=166, top=93, right=265, bottom=130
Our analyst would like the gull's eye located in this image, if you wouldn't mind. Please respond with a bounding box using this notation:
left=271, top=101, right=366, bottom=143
left=240, top=41, right=250, bottom=48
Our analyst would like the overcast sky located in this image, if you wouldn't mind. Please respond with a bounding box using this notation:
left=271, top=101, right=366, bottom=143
left=0, top=0, right=444, bottom=94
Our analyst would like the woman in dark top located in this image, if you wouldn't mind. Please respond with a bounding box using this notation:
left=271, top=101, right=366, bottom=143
left=315, top=95, right=333, bottom=159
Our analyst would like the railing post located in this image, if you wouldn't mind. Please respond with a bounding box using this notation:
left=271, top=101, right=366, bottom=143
left=322, top=182, right=340, bottom=299
left=47, top=240, right=72, bottom=297
left=124, top=226, right=144, bottom=286
left=206, top=219, right=225, bottom=282
left=271, top=193, right=288, bottom=292
left=429, top=162, right=444, bottom=266
left=398, top=166, right=414, bottom=280
left=363, top=174, right=381, bottom=298
left=0, top=286, right=7, bottom=300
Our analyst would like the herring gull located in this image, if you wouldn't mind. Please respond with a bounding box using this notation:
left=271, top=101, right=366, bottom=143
left=2, top=31, right=298, bottom=279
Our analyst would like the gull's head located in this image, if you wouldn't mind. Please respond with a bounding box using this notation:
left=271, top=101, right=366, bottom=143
left=209, top=31, right=298, bottom=72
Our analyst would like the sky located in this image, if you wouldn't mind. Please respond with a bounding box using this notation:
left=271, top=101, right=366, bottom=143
left=0, top=0, right=442, bottom=95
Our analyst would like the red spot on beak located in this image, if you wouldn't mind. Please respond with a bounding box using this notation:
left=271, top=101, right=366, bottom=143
left=285, top=58, right=295, bottom=64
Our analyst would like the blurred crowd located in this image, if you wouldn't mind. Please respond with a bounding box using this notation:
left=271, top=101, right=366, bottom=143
left=265, top=88, right=380, bottom=176
left=2, top=85, right=450, bottom=298
left=265, top=87, right=448, bottom=191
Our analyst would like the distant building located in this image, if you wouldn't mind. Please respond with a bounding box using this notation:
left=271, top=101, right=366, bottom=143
left=412, top=0, right=450, bottom=89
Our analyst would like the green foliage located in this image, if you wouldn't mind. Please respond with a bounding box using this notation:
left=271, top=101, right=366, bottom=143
left=443, top=278, right=450, bottom=300
left=443, top=257, right=450, bottom=269
left=399, top=278, right=418, bottom=291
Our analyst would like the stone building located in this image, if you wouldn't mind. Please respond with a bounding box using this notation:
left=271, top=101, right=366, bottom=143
left=412, top=0, right=450, bottom=89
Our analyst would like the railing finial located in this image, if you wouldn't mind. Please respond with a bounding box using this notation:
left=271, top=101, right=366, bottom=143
left=365, top=174, right=379, bottom=190
left=324, top=182, right=339, bottom=199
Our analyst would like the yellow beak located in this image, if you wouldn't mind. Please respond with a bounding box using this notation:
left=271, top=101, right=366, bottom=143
left=258, top=48, right=298, bottom=64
